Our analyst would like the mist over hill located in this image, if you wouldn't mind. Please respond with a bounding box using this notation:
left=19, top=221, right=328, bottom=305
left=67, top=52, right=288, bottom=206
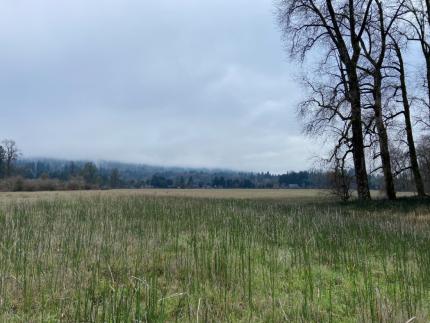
left=5, top=157, right=386, bottom=192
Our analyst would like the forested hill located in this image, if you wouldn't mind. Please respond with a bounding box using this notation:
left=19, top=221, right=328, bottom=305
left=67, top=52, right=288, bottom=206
left=6, top=158, right=369, bottom=191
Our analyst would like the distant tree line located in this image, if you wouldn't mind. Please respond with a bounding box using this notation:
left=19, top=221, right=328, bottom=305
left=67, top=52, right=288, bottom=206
left=2, top=139, right=430, bottom=192
left=277, top=0, right=430, bottom=200
left=0, top=143, right=384, bottom=191
left=11, top=159, right=356, bottom=190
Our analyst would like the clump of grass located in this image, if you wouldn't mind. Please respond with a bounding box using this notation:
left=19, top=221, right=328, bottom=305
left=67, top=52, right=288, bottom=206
left=0, top=193, right=429, bottom=321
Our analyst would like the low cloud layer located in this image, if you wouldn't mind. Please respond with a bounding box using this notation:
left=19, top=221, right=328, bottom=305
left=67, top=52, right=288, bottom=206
left=0, top=0, right=317, bottom=173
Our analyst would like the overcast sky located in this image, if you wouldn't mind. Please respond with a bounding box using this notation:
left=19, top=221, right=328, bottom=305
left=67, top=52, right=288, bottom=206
left=0, top=0, right=318, bottom=173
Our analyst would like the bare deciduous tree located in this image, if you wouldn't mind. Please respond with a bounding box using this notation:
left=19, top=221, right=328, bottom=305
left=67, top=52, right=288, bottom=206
left=0, top=145, right=5, bottom=178
left=417, top=134, right=430, bottom=189
left=277, top=0, right=372, bottom=200
left=329, top=158, right=353, bottom=201
left=357, top=0, right=406, bottom=199
left=2, top=139, right=19, bottom=177
left=403, top=0, right=430, bottom=125
left=387, top=30, right=427, bottom=196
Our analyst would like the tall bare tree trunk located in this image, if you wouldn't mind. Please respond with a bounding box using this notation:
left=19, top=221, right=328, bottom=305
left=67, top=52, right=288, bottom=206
left=373, top=72, right=396, bottom=200
left=395, top=43, right=426, bottom=196
left=426, top=56, right=430, bottom=122
left=349, top=69, right=372, bottom=200
left=344, top=0, right=371, bottom=201
left=277, top=0, right=372, bottom=200
left=404, top=101, right=426, bottom=196
left=356, top=0, right=398, bottom=199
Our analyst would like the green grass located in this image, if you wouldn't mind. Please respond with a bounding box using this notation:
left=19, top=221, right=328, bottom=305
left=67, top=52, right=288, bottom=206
left=0, top=192, right=429, bottom=322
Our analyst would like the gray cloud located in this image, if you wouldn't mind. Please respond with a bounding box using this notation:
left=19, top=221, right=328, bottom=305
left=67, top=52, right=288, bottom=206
left=0, top=0, right=318, bottom=173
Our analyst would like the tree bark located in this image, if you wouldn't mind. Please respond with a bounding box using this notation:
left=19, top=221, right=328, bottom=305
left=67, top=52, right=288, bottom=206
left=395, top=43, right=426, bottom=196
left=426, top=55, right=430, bottom=122
left=357, top=0, right=396, bottom=199
left=342, top=0, right=372, bottom=200
left=349, top=68, right=372, bottom=200
left=373, top=72, right=396, bottom=200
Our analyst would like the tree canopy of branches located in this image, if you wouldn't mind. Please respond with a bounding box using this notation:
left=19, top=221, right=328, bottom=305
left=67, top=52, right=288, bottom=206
left=1, top=139, right=19, bottom=178
left=277, top=0, right=375, bottom=200
left=277, top=0, right=430, bottom=200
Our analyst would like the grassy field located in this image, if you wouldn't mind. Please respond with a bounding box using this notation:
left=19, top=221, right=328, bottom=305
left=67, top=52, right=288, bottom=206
left=0, top=189, right=429, bottom=322
left=0, top=188, right=329, bottom=203
left=0, top=188, right=414, bottom=203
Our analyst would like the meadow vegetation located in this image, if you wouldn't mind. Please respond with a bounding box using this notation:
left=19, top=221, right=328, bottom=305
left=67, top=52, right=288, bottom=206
left=0, top=190, right=429, bottom=322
